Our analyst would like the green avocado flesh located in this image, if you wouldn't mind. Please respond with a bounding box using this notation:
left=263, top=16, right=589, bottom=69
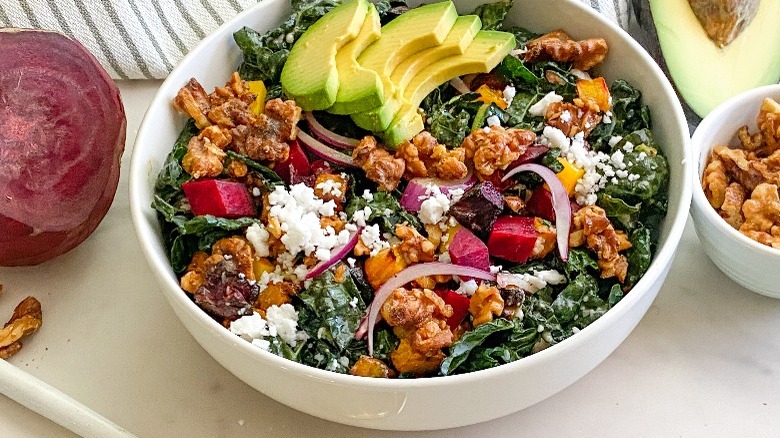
left=280, top=0, right=368, bottom=111
left=351, top=1, right=459, bottom=131
left=328, top=3, right=382, bottom=115
left=382, top=30, right=515, bottom=147
left=650, top=0, right=780, bottom=116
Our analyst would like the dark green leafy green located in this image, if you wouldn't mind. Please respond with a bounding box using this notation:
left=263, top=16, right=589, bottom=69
left=471, top=0, right=512, bottom=31
left=234, top=0, right=341, bottom=90
left=225, top=150, right=283, bottom=187
left=589, top=80, right=652, bottom=151
left=498, top=54, right=539, bottom=85
left=625, top=227, right=653, bottom=288
left=598, top=193, right=641, bottom=230
left=601, top=137, right=669, bottom=204
left=504, top=26, right=540, bottom=48
left=374, top=0, right=409, bottom=24
left=155, top=120, right=197, bottom=203
left=420, top=85, right=481, bottom=148
left=345, top=190, right=423, bottom=234
left=552, top=273, right=601, bottom=324
left=440, top=318, right=515, bottom=375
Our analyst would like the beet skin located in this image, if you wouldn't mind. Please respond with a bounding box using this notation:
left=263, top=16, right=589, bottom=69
left=0, top=29, right=126, bottom=266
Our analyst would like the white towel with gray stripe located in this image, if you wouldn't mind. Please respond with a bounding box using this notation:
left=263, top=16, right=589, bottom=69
left=0, top=0, right=631, bottom=80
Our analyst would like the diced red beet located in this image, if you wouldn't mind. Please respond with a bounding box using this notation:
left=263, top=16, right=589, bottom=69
left=448, top=227, right=490, bottom=272
left=0, top=29, right=126, bottom=266
left=274, top=139, right=311, bottom=184
left=449, top=182, right=505, bottom=239
left=527, top=187, right=555, bottom=222
left=434, top=290, right=471, bottom=330
left=182, top=179, right=255, bottom=218
left=487, top=216, right=539, bottom=263
left=309, top=159, right=332, bottom=175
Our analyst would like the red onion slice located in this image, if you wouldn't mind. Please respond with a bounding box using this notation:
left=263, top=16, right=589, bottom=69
left=297, top=130, right=357, bottom=168
left=399, top=171, right=476, bottom=212
left=305, top=227, right=362, bottom=279
left=502, top=163, right=571, bottom=262
left=449, top=77, right=471, bottom=94
left=358, top=262, right=496, bottom=355
left=304, top=112, right=360, bottom=150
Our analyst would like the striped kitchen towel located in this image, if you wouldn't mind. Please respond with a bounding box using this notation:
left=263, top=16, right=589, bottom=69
left=0, top=0, right=631, bottom=80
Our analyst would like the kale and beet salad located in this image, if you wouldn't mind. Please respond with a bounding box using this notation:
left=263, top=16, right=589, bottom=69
left=153, top=0, right=669, bottom=377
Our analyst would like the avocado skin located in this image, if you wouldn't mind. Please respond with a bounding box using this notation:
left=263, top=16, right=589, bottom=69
left=280, top=0, right=368, bottom=111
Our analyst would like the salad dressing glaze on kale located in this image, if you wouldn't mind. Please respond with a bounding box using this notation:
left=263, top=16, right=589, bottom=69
left=153, top=0, right=670, bottom=378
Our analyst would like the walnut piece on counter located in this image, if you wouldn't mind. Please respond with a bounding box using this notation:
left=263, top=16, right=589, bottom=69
left=0, top=295, right=43, bottom=359
left=352, top=136, right=405, bottom=191
left=523, top=30, right=608, bottom=71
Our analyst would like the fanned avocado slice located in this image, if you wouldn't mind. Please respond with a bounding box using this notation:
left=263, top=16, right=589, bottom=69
left=650, top=0, right=780, bottom=116
left=280, top=0, right=369, bottom=111
left=381, top=30, right=515, bottom=147
left=350, top=1, right=459, bottom=131
left=328, top=3, right=383, bottom=115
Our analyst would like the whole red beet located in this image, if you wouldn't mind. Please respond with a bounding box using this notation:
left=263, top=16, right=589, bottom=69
left=0, top=29, right=126, bottom=266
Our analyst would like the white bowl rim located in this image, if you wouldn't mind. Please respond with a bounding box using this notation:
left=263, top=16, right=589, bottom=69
left=691, top=83, right=780, bottom=259
left=129, top=0, right=693, bottom=390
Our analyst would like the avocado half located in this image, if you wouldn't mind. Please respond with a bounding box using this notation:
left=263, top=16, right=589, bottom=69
left=649, top=0, right=780, bottom=117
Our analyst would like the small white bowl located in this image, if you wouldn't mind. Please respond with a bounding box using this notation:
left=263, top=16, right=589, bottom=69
left=690, top=84, right=780, bottom=298
left=130, top=0, right=692, bottom=430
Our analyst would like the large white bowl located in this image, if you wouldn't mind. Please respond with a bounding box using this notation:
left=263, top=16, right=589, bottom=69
left=690, top=84, right=780, bottom=298
left=130, top=0, right=691, bottom=430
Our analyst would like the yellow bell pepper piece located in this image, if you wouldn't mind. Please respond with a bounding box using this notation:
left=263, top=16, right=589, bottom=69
left=575, top=77, right=611, bottom=112
left=247, top=80, right=267, bottom=115
left=475, top=84, right=508, bottom=109
left=556, top=157, right=584, bottom=196
left=252, top=257, right=275, bottom=278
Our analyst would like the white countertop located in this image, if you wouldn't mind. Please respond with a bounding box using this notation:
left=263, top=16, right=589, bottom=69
left=1, top=80, right=779, bottom=438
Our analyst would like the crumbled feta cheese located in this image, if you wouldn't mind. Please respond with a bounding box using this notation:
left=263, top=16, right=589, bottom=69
left=284, top=32, right=294, bottom=44
left=503, top=85, right=516, bottom=106
left=528, top=91, right=563, bottom=116
left=486, top=115, right=501, bottom=127
left=230, top=313, right=270, bottom=340
left=499, top=269, right=565, bottom=294
left=338, top=356, right=350, bottom=368
left=315, top=179, right=343, bottom=198
left=418, top=185, right=451, bottom=225
left=265, top=304, right=306, bottom=347
left=456, top=279, right=479, bottom=297
left=349, top=296, right=359, bottom=309
left=602, top=111, right=612, bottom=124
left=361, top=189, right=374, bottom=201
left=608, top=136, right=623, bottom=147
left=560, top=110, right=572, bottom=123
left=246, top=223, right=271, bottom=257
left=628, top=173, right=640, bottom=182
left=438, top=252, right=451, bottom=263
left=482, top=126, right=491, bottom=133
left=352, top=206, right=372, bottom=227
left=347, top=257, right=356, bottom=267
left=360, top=224, right=389, bottom=256
left=489, top=265, right=502, bottom=274
left=252, top=187, right=261, bottom=197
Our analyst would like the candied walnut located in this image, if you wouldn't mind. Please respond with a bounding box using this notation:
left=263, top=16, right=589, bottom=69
left=264, top=98, right=302, bottom=141
left=200, top=125, right=232, bottom=149
left=230, top=122, right=289, bottom=163
left=390, top=338, right=445, bottom=375
left=461, top=126, right=535, bottom=179
left=381, top=288, right=430, bottom=329
left=572, top=205, right=630, bottom=282
left=180, top=251, right=209, bottom=293
left=531, top=217, right=557, bottom=260
left=758, top=97, right=780, bottom=153
left=182, top=134, right=227, bottom=179
left=353, top=136, right=405, bottom=191
left=254, top=281, right=298, bottom=313
left=395, top=131, right=468, bottom=180
left=713, top=145, right=764, bottom=193
left=395, top=224, right=436, bottom=264
left=523, top=30, right=608, bottom=71
left=545, top=101, right=602, bottom=138
left=173, top=78, right=211, bottom=129
left=211, top=236, right=256, bottom=281
left=208, top=98, right=256, bottom=128
left=740, top=183, right=780, bottom=235
left=320, top=215, right=346, bottom=234
left=226, top=160, right=248, bottom=178
left=194, top=259, right=259, bottom=321
left=721, top=182, right=746, bottom=228
left=350, top=355, right=397, bottom=378
left=702, top=155, right=729, bottom=208
left=0, top=296, right=42, bottom=351
left=313, top=173, right=348, bottom=208
left=411, top=318, right=452, bottom=354
left=469, top=284, right=503, bottom=326
left=209, top=72, right=253, bottom=107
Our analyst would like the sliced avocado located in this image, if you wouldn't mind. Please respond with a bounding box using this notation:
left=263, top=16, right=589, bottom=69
left=350, top=1, right=458, bottom=131
left=650, top=0, right=780, bottom=116
left=280, top=0, right=369, bottom=111
left=392, top=15, right=482, bottom=94
left=328, top=4, right=383, bottom=115
left=382, top=30, right=515, bottom=147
